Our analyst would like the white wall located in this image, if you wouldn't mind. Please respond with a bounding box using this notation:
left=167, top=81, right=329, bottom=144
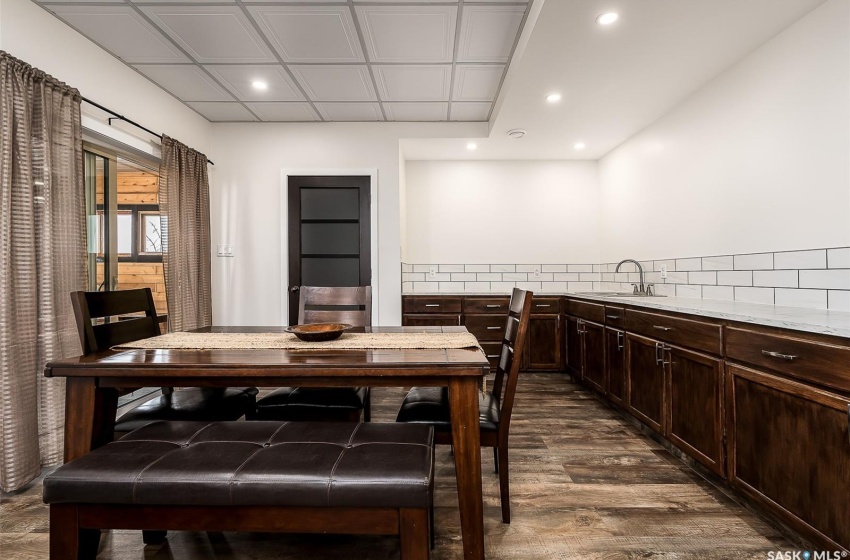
left=404, top=160, right=600, bottom=264
left=208, top=122, right=485, bottom=327
left=0, top=0, right=211, bottom=153
left=598, top=0, right=850, bottom=262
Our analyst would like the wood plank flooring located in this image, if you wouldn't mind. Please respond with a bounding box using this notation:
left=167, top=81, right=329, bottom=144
left=1, top=373, right=794, bottom=559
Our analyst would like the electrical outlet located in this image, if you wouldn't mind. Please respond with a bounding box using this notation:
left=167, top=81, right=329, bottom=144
left=533, top=266, right=541, bottom=278
left=429, top=266, right=437, bottom=278
left=217, top=244, right=234, bottom=257
left=660, top=265, right=668, bottom=279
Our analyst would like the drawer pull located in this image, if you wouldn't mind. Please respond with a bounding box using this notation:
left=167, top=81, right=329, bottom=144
left=487, top=354, right=499, bottom=358
left=424, top=304, right=440, bottom=308
left=606, top=314, right=621, bottom=320
left=653, top=325, right=673, bottom=332
left=617, top=331, right=624, bottom=351
left=486, top=326, right=501, bottom=330
left=762, top=350, right=797, bottom=361
left=536, top=304, right=551, bottom=308
left=486, top=304, right=502, bottom=308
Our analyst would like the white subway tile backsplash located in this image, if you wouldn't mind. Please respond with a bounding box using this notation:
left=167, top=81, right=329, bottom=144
left=828, top=290, right=850, bottom=312
left=644, top=271, right=664, bottom=283
left=774, top=250, right=826, bottom=270
left=753, top=270, right=798, bottom=288
left=439, top=264, right=464, bottom=273
left=516, top=281, right=541, bottom=291
left=403, top=272, right=425, bottom=282
left=402, top=263, right=413, bottom=273
left=430, top=273, right=450, bottom=282
left=675, top=284, right=701, bottom=298
left=402, top=281, right=413, bottom=292
left=540, top=282, right=568, bottom=292
left=701, top=255, right=733, bottom=271
left=502, top=272, right=528, bottom=281
left=601, top=273, right=615, bottom=281
left=675, top=257, right=702, bottom=271
left=614, top=262, right=637, bottom=273
left=538, top=272, right=554, bottom=282
left=799, top=269, right=850, bottom=290
left=592, top=264, right=604, bottom=273
left=688, top=271, right=717, bottom=285
left=579, top=273, right=601, bottom=282
left=439, top=282, right=464, bottom=291
left=542, top=264, right=567, bottom=273
left=476, top=273, right=502, bottom=281
left=827, top=247, right=850, bottom=269
left=490, top=282, right=516, bottom=292
left=413, top=264, right=432, bottom=273
left=735, top=286, right=774, bottom=305
left=717, top=271, right=753, bottom=286
left=654, top=259, right=676, bottom=272
left=412, top=282, right=438, bottom=293
left=464, top=282, right=491, bottom=292
left=464, top=264, right=490, bottom=273
left=450, top=273, right=477, bottom=281
left=665, top=272, right=688, bottom=284
left=702, top=285, right=734, bottom=301
left=491, top=264, right=515, bottom=273
left=653, top=283, right=675, bottom=296
left=775, top=288, right=827, bottom=310
left=567, top=281, right=593, bottom=291
left=568, top=264, right=593, bottom=273
left=553, top=273, right=579, bottom=282
left=516, top=265, right=538, bottom=273
left=734, top=253, right=773, bottom=270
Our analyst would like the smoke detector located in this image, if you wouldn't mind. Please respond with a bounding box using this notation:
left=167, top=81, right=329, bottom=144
left=507, top=129, right=526, bottom=139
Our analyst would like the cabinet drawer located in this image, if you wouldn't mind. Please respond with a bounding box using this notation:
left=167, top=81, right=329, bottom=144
left=480, top=342, right=503, bottom=370
left=531, top=297, right=561, bottom=314
left=465, top=314, right=506, bottom=341
left=626, top=309, right=722, bottom=355
left=604, top=305, right=626, bottom=328
left=402, top=296, right=462, bottom=314
left=463, top=297, right=510, bottom=315
left=565, top=299, right=605, bottom=323
left=726, top=327, right=850, bottom=393
left=402, top=314, right=460, bottom=327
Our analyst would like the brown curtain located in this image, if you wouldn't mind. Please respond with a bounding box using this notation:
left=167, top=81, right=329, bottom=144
left=159, top=135, right=212, bottom=332
left=0, top=51, right=86, bottom=492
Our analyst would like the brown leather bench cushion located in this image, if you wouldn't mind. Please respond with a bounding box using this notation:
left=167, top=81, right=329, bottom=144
left=114, top=388, right=259, bottom=433
left=44, top=421, right=434, bottom=509
left=396, top=387, right=500, bottom=432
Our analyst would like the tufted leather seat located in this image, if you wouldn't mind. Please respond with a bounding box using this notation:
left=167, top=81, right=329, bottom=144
left=115, top=388, right=259, bottom=433
left=249, top=387, right=369, bottom=422
left=44, top=420, right=434, bottom=509
left=395, top=387, right=500, bottom=432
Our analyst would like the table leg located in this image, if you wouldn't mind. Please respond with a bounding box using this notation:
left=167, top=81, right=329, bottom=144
left=448, top=377, right=485, bottom=560
left=64, top=378, right=116, bottom=462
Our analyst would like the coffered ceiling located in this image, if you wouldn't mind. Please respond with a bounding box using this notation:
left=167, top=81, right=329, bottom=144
left=34, top=0, right=531, bottom=122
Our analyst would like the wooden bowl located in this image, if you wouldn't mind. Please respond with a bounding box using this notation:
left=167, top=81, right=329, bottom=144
left=284, top=323, right=352, bottom=342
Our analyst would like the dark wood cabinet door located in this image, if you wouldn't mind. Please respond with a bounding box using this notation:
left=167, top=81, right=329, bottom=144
left=565, top=316, right=583, bottom=379
left=666, top=346, right=725, bottom=475
left=401, top=314, right=460, bottom=327
left=728, top=364, right=850, bottom=550
left=526, top=314, right=562, bottom=371
left=626, top=333, right=665, bottom=433
left=605, top=327, right=625, bottom=406
left=582, top=321, right=606, bottom=392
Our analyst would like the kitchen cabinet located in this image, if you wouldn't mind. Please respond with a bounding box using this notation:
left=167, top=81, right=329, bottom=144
left=625, top=332, right=665, bottom=433
left=524, top=298, right=563, bottom=371
left=463, top=297, right=510, bottom=371
left=581, top=321, right=606, bottom=392
left=605, top=327, right=625, bottom=406
left=565, top=316, right=583, bottom=380
left=402, top=295, right=462, bottom=328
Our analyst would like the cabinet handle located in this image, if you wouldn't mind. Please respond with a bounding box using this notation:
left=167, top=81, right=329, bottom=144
left=655, top=342, right=665, bottom=364
left=617, top=331, right=624, bottom=351
left=486, top=326, right=501, bottom=330
left=653, top=325, right=673, bottom=332
left=487, top=354, right=499, bottom=358
left=662, top=347, right=671, bottom=367
left=606, top=314, right=621, bottom=320
left=486, top=304, right=502, bottom=308
left=536, top=304, right=551, bottom=308
left=424, top=304, right=440, bottom=308
left=762, top=350, right=796, bottom=361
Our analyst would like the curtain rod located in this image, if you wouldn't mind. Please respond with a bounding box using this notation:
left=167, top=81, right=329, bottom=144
left=82, top=96, right=215, bottom=166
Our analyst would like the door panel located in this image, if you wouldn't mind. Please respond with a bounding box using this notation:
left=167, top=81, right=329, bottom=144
left=605, top=327, right=625, bottom=406
left=526, top=314, right=561, bottom=371
left=626, top=333, right=665, bottom=433
left=565, top=316, right=583, bottom=379
left=583, top=321, right=605, bottom=392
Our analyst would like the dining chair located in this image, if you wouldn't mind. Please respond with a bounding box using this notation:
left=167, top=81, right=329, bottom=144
left=395, top=288, right=533, bottom=524
left=249, top=286, right=373, bottom=422
left=71, top=288, right=259, bottom=436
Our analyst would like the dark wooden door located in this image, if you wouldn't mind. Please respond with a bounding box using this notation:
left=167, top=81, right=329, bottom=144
left=727, top=364, right=850, bottom=550
left=666, top=345, right=725, bottom=475
left=565, top=316, right=583, bottom=379
left=526, top=314, right=561, bottom=371
left=582, top=321, right=605, bottom=392
left=288, top=176, right=370, bottom=325
left=605, top=327, right=625, bottom=406
left=626, top=333, right=665, bottom=433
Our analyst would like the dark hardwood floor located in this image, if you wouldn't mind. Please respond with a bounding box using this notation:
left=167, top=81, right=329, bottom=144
left=1, top=373, right=793, bottom=559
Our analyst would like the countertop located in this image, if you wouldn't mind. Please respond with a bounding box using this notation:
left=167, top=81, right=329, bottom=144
left=402, top=291, right=850, bottom=339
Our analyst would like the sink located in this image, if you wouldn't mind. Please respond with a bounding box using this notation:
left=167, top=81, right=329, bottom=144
left=573, top=292, right=666, bottom=298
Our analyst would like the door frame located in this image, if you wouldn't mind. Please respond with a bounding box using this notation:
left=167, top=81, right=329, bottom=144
left=280, top=169, right=378, bottom=326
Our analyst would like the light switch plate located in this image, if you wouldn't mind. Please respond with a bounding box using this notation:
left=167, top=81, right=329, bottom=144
left=217, top=244, right=234, bottom=257
left=660, top=265, right=668, bottom=279
left=533, top=266, right=541, bottom=278
left=429, top=266, right=437, bottom=278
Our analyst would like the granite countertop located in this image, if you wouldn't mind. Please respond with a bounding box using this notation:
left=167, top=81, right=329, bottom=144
left=402, top=291, right=850, bottom=339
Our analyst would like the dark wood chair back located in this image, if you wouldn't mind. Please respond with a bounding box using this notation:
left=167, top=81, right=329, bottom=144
left=71, top=288, right=161, bottom=355
left=491, top=288, right=533, bottom=441
left=297, top=286, right=372, bottom=327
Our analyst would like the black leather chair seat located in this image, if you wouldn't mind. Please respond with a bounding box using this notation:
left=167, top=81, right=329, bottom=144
left=395, top=387, right=500, bottom=432
left=252, top=387, right=368, bottom=421
left=114, top=388, right=259, bottom=433
left=44, top=421, right=434, bottom=509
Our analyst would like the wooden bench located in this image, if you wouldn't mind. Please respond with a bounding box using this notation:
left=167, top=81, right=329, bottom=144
left=44, top=421, right=434, bottom=559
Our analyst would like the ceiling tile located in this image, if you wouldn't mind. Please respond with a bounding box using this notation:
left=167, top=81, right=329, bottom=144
left=246, top=5, right=364, bottom=63
left=186, top=102, right=257, bottom=122
left=457, top=5, right=525, bottom=63
left=44, top=5, right=188, bottom=64
left=373, top=65, right=451, bottom=101
left=205, top=65, right=303, bottom=102
left=289, top=65, right=377, bottom=102
left=453, top=64, right=504, bottom=101
left=245, top=102, right=320, bottom=122
left=355, top=6, right=457, bottom=63
left=315, top=103, right=383, bottom=122
left=384, top=103, right=448, bottom=122
left=450, top=102, right=492, bottom=121
left=139, top=5, right=275, bottom=64
left=133, top=64, right=232, bottom=101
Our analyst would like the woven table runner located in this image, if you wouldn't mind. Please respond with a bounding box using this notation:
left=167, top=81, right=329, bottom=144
left=113, top=331, right=481, bottom=351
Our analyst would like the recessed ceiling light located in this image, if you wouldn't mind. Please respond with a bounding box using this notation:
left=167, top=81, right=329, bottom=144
left=466, top=142, right=478, bottom=151
left=251, top=80, right=268, bottom=91
left=596, top=12, right=619, bottom=25
left=545, top=93, right=562, bottom=103
left=574, top=142, right=586, bottom=150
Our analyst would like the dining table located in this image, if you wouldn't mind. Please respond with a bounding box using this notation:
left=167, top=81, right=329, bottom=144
left=44, top=325, right=491, bottom=560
